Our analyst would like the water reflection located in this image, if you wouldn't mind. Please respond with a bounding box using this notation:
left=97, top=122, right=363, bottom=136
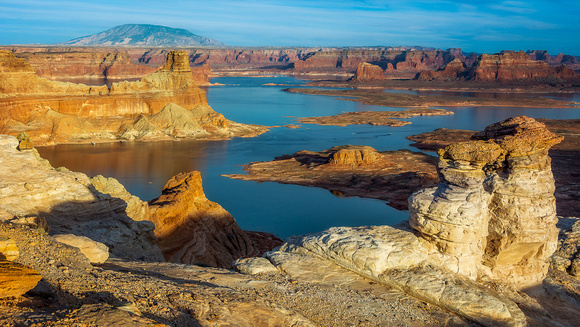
left=37, top=76, right=580, bottom=238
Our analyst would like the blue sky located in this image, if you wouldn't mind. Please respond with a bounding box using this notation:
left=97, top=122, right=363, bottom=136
left=1, top=0, right=578, bottom=54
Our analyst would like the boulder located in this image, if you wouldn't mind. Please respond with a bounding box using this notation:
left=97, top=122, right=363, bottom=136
left=53, top=234, right=109, bottom=264
left=0, top=261, right=42, bottom=298
left=148, top=171, right=253, bottom=268
left=233, top=257, right=279, bottom=275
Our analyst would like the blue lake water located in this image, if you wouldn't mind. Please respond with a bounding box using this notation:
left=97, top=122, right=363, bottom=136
left=37, top=76, right=580, bottom=239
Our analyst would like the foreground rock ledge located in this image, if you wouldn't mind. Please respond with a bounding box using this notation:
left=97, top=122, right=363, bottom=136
left=257, top=116, right=566, bottom=326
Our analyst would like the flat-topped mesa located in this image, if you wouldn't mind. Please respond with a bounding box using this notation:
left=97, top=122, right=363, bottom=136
left=350, top=62, right=385, bottom=82
left=409, top=116, right=563, bottom=288
left=327, top=145, right=382, bottom=166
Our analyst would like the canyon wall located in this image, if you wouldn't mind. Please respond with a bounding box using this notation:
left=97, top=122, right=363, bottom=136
left=417, top=51, right=578, bottom=83
left=0, top=50, right=265, bottom=145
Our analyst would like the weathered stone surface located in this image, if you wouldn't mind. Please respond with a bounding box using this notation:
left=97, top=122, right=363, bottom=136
left=283, top=226, right=429, bottom=278
left=416, top=58, right=465, bottom=80
left=90, top=175, right=149, bottom=222
left=53, top=234, right=109, bottom=264
left=350, top=62, right=385, bottom=81
left=0, top=261, right=42, bottom=298
left=276, top=226, right=527, bottom=326
left=233, top=257, right=279, bottom=275
left=410, top=116, right=562, bottom=288
left=148, top=171, right=253, bottom=268
left=16, top=131, right=33, bottom=150
left=16, top=51, right=157, bottom=81
left=0, top=134, right=164, bottom=261
left=0, top=237, right=18, bottom=261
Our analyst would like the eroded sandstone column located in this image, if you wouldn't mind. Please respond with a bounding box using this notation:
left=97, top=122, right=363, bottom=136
left=409, top=116, right=562, bottom=288
left=473, top=117, right=563, bottom=287
left=409, top=140, right=502, bottom=278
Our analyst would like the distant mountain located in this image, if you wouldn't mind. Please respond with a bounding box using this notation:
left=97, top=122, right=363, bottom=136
left=59, top=24, right=225, bottom=47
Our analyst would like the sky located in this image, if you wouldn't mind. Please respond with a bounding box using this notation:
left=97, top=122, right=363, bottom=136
left=0, top=0, right=579, bottom=55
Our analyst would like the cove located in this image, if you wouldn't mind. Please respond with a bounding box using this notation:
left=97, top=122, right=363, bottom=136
left=37, top=76, right=580, bottom=239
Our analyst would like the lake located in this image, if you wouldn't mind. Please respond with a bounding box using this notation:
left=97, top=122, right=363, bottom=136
left=37, top=76, right=580, bottom=239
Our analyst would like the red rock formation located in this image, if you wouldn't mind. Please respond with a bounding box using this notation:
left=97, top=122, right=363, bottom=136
left=148, top=171, right=253, bottom=268
left=416, top=58, right=465, bottom=80
left=350, top=62, right=385, bottom=82
left=465, top=51, right=578, bottom=82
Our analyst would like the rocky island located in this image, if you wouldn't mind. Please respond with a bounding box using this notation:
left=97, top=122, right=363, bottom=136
left=2, top=116, right=580, bottom=326
left=225, top=145, right=439, bottom=210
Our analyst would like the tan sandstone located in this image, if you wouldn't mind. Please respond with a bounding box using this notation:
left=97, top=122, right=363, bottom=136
left=148, top=171, right=254, bottom=268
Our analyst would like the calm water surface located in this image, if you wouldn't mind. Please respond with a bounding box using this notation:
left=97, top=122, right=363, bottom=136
left=37, top=76, right=580, bottom=238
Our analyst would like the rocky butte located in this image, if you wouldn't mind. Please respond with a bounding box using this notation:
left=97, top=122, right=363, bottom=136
left=0, top=50, right=266, bottom=145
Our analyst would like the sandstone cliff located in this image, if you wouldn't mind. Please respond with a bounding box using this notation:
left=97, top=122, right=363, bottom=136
left=464, top=51, right=578, bottom=82
left=415, top=51, right=578, bottom=83
left=0, top=50, right=266, bottom=145
left=148, top=172, right=254, bottom=268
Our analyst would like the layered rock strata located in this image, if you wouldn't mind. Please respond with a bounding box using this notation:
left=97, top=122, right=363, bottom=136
left=148, top=171, right=254, bottom=268
left=350, top=62, right=385, bottom=82
left=410, top=116, right=562, bottom=287
left=0, top=50, right=266, bottom=145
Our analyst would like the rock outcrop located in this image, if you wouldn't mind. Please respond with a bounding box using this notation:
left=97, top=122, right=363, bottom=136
left=148, top=171, right=254, bottom=268
left=410, top=116, right=562, bottom=287
left=350, top=62, right=385, bottom=81
left=0, top=134, right=164, bottom=261
left=0, top=50, right=266, bottom=145
left=464, top=51, right=578, bottom=82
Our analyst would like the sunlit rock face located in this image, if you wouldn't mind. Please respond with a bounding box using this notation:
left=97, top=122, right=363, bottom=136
left=350, top=62, right=385, bottom=82
left=0, top=50, right=265, bottom=145
left=410, top=116, right=563, bottom=288
left=147, top=171, right=254, bottom=268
